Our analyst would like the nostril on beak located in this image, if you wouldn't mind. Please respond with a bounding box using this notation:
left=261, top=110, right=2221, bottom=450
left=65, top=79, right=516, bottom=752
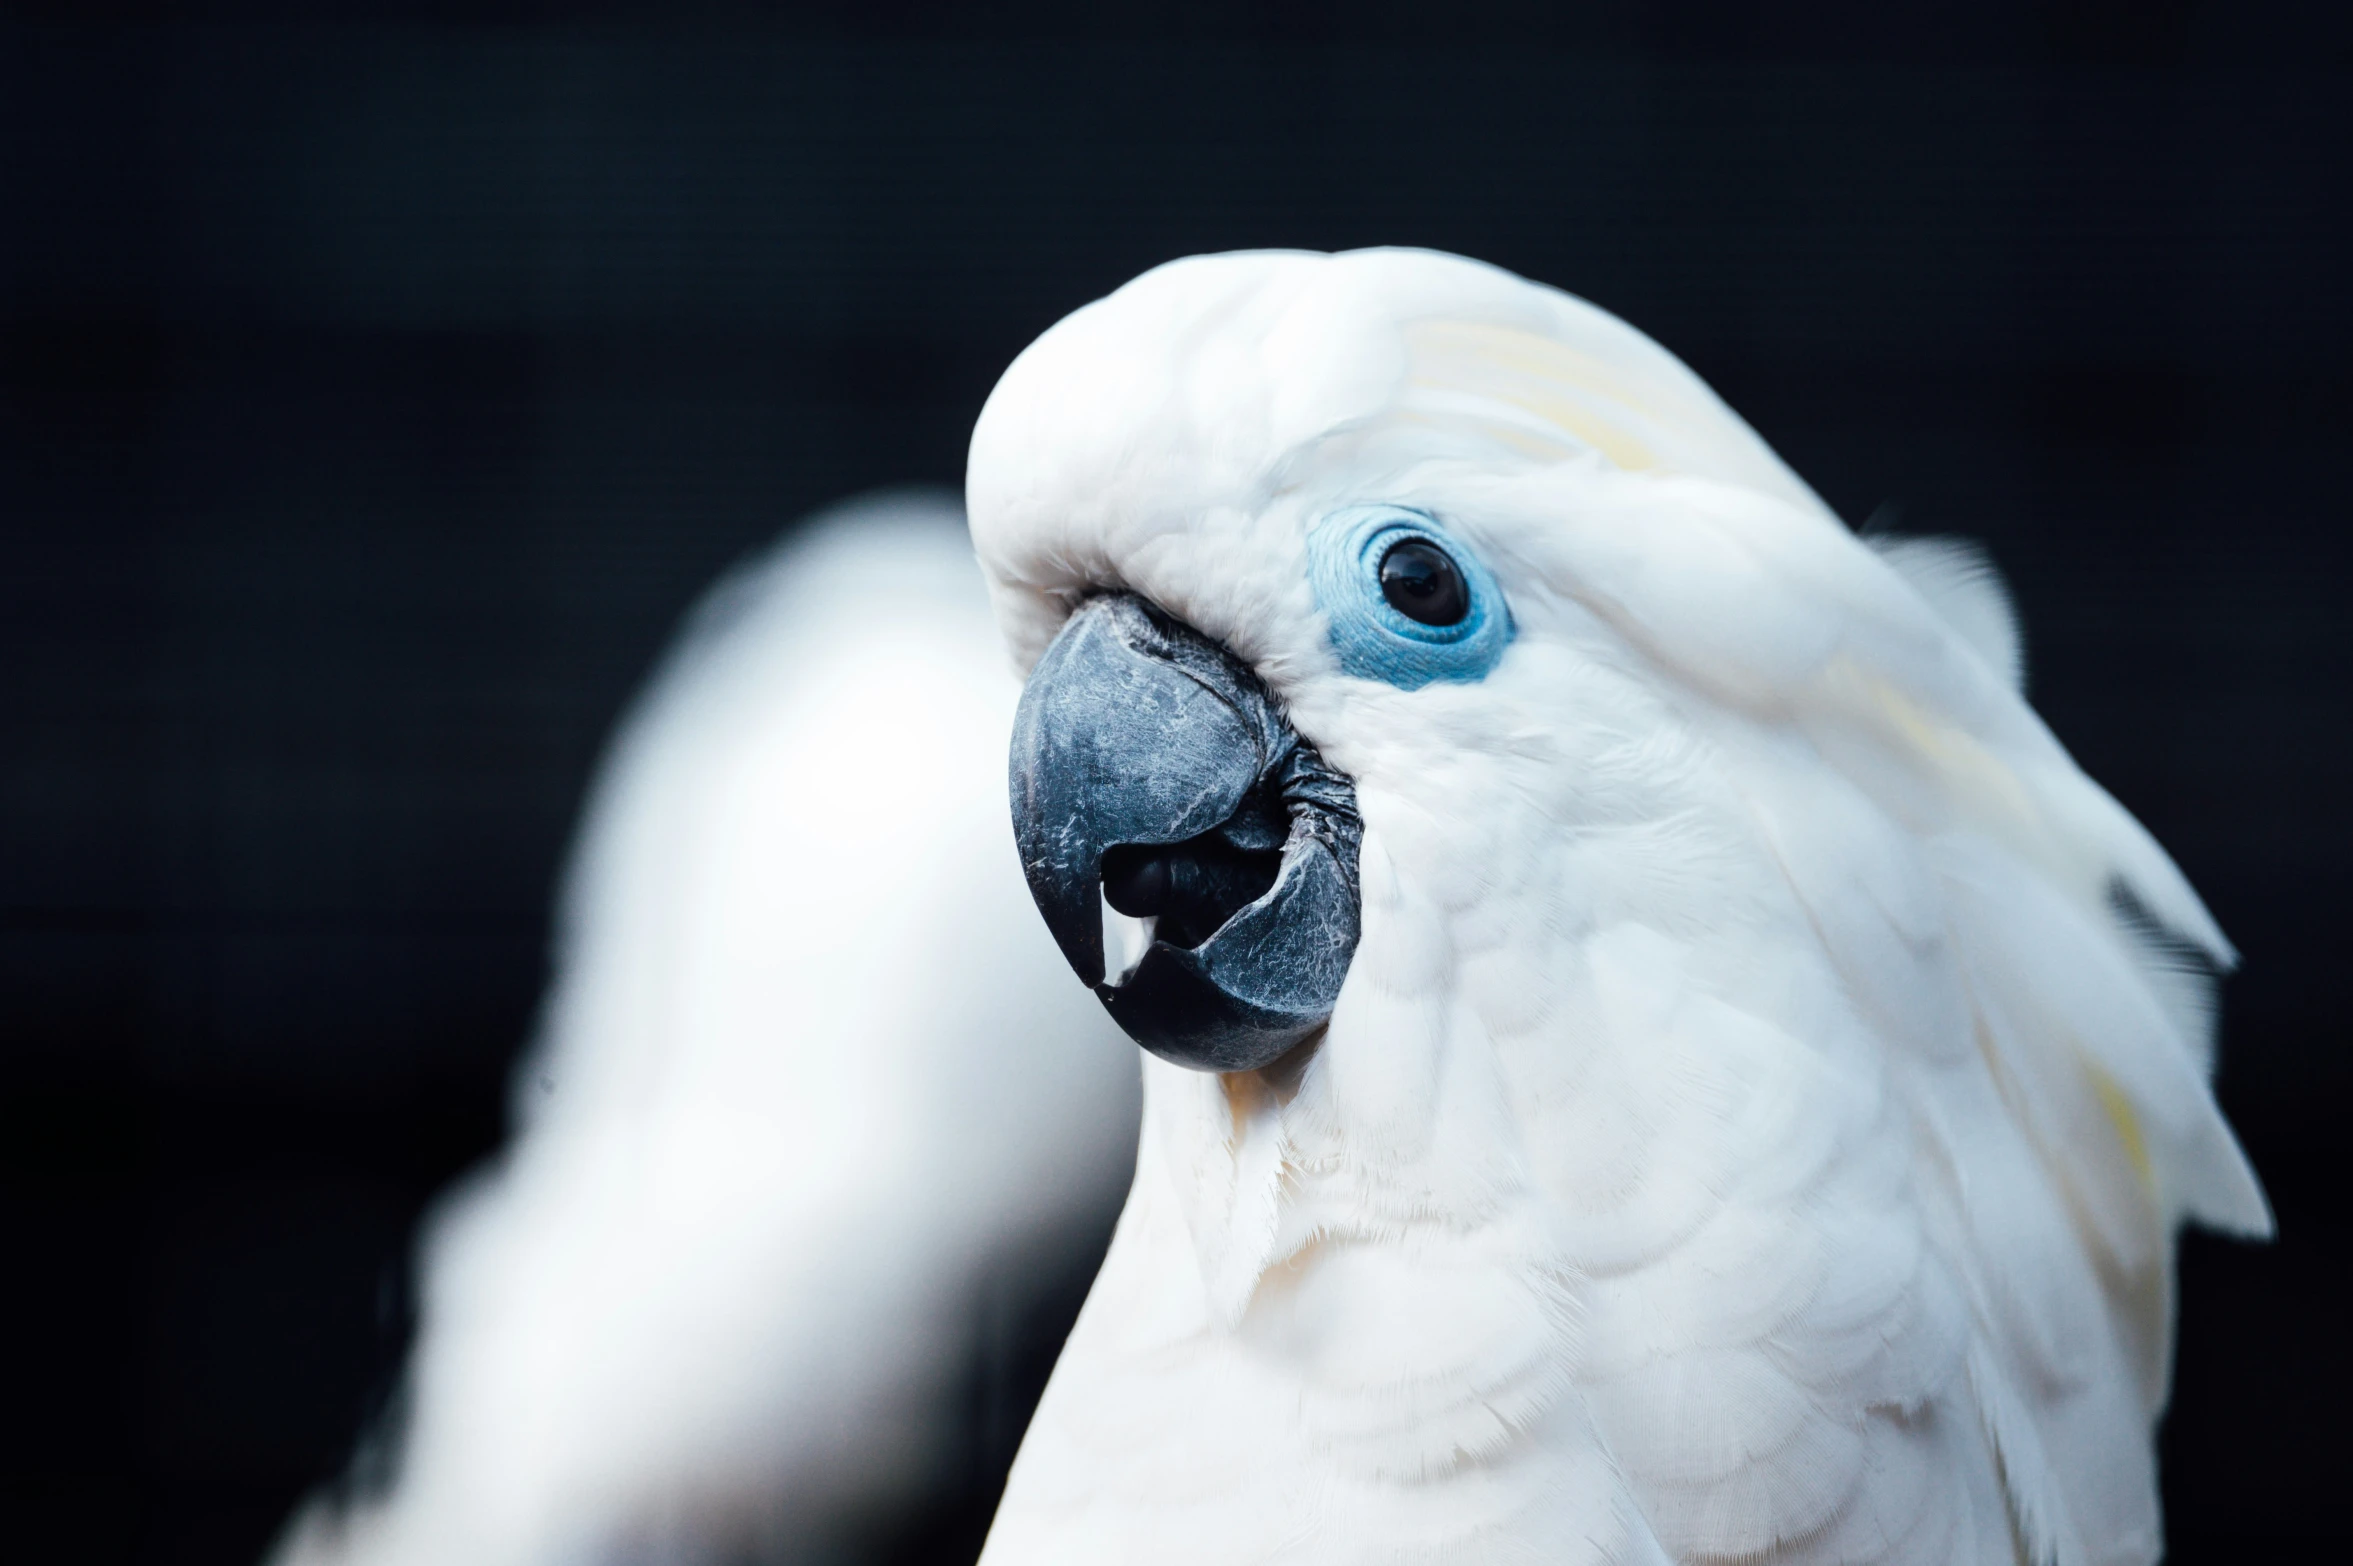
left=1101, top=847, right=1171, bottom=918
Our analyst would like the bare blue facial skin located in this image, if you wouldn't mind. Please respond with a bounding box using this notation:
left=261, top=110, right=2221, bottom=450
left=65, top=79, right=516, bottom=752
left=1308, top=505, right=1515, bottom=689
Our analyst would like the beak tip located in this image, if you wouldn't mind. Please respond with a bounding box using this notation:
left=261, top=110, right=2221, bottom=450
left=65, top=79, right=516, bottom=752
left=1025, top=865, right=1107, bottom=989
left=1101, top=943, right=1325, bottom=1075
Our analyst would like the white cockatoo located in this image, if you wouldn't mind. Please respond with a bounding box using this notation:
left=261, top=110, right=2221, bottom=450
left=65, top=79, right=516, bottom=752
left=277, top=249, right=2265, bottom=1566
left=969, top=249, right=2267, bottom=1566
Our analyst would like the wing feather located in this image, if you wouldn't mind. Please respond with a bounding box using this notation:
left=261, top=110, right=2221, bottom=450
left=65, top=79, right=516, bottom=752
left=1496, top=468, right=2264, bottom=1563
left=272, top=493, right=1139, bottom=1566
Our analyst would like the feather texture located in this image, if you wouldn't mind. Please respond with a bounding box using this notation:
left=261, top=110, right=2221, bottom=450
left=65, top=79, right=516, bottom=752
left=1868, top=534, right=2026, bottom=695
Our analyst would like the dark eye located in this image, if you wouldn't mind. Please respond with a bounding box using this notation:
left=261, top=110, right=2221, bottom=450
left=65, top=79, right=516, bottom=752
left=1378, top=538, right=1469, bottom=627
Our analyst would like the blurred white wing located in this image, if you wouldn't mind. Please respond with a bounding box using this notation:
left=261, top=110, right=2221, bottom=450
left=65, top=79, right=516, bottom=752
left=273, top=491, right=1139, bottom=1566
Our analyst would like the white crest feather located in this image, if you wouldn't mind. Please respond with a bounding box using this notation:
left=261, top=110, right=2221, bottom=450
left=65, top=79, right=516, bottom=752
left=1869, top=532, right=2027, bottom=693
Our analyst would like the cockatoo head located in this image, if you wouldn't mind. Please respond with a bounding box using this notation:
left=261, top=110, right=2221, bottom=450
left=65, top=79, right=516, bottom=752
left=976, top=247, right=1858, bottom=1075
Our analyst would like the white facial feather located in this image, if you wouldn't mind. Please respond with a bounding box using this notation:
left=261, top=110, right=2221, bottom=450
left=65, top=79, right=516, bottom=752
left=967, top=249, right=2265, bottom=1566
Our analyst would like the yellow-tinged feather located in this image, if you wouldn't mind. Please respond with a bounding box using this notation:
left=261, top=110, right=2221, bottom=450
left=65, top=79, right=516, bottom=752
left=1820, top=656, right=2040, bottom=828
left=2087, top=1064, right=2157, bottom=1193
left=1405, top=320, right=1664, bottom=473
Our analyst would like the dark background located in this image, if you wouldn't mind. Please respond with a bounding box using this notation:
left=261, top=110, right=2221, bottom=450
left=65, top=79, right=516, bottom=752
left=5, top=3, right=2348, bottom=1563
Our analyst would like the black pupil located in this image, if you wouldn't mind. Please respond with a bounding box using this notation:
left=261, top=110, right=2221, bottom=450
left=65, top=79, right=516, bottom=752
left=1377, top=539, right=1470, bottom=626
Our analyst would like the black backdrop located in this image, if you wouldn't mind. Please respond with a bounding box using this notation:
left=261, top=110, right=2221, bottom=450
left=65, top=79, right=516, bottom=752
left=5, top=5, right=2348, bottom=1564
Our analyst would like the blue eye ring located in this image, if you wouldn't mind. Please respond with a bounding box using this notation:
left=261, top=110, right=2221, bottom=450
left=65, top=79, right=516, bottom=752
left=1307, top=505, right=1514, bottom=689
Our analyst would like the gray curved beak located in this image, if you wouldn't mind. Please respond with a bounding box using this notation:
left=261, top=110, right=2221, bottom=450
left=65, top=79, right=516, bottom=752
left=1008, top=594, right=1362, bottom=1074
